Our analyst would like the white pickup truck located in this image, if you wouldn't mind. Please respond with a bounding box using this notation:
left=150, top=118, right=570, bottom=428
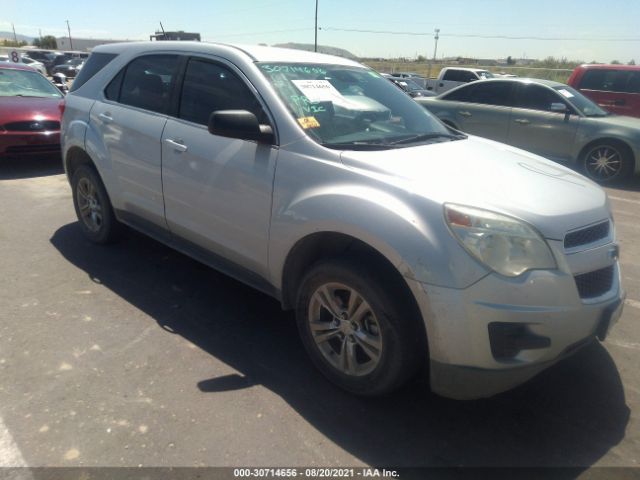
left=424, top=67, right=494, bottom=94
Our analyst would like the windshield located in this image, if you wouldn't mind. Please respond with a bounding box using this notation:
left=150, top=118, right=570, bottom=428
left=553, top=85, right=609, bottom=117
left=401, top=79, right=424, bottom=91
left=477, top=71, right=494, bottom=79
left=258, top=62, right=457, bottom=149
left=0, top=68, right=63, bottom=98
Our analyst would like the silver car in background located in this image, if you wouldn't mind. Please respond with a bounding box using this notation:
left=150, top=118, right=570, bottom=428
left=416, top=78, right=640, bottom=183
left=61, top=42, right=624, bottom=400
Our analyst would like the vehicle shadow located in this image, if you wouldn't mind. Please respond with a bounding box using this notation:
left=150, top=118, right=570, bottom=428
left=606, top=178, right=640, bottom=193
left=0, top=155, right=63, bottom=180
left=50, top=223, right=630, bottom=468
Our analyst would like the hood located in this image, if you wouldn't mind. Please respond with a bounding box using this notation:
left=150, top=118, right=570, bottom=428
left=590, top=113, right=640, bottom=129
left=340, top=136, right=610, bottom=240
left=0, top=96, right=62, bottom=125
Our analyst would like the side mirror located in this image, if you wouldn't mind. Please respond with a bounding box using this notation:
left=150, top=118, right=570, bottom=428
left=550, top=102, right=568, bottom=113
left=208, top=110, right=274, bottom=144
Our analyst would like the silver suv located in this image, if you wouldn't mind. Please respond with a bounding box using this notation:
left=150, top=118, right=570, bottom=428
left=61, top=42, right=625, bottom=399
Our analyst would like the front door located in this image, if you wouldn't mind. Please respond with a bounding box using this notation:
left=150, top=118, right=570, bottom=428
left=161, top=57, right=278, bottom=278
left=508, top=83, right=580, bottom=162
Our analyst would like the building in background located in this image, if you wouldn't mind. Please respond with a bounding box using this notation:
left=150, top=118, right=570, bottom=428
left=149, top=31, right=200, bottom=41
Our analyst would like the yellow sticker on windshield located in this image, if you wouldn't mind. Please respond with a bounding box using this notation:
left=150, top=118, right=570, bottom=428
left=298, top=116, right=321, bottom=129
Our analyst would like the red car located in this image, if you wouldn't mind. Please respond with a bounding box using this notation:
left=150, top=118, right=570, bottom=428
left=568, top=64, right=640, bottom=118
left=0, top=61, right=63, bottom=159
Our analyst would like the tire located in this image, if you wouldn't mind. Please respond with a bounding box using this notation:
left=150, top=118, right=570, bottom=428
left=582, top=141, right=634, bottom=183
left=295, top=258, right=425, bottom=396
left=71, top=164, right=121, bottom=244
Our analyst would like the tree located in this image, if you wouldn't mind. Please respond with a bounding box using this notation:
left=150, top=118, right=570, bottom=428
left=629, top=59, right=636, bottom=66
left=506, top=56, right=515, bottom=65
left=416, top=55, right=426, bottom=62
left=1, top=39, right=27, bottom=47
left=611, top=59, right=621, bottom=65
left=33, top=35, right=57, bottom=49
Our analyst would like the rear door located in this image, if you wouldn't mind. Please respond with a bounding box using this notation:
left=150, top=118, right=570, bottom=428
left=89, top=54, right=180, bottom=228
left=160, top=56, right=278, bottom=277
left=436, top=81, right=514, bottom=142
left=508, top=83, right=580, bottom=162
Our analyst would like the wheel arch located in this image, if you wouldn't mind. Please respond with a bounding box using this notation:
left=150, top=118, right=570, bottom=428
left=64, top=146, right=97, bottom=182
left=280, top=230, right=429, bottom=364
left=578, top=137, right=636, bottom=174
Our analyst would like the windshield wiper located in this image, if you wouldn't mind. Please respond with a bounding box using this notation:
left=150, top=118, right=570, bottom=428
left=387, top=132, right=466, bottom=145
left=322, top=141, right=400, bottom=150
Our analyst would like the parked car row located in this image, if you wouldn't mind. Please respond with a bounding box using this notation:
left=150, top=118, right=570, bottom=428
left=1, top=43, right=632, bottom=401
left=416, top=75, right=640, bottom=182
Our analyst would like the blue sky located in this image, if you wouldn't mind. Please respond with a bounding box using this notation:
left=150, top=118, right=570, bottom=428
left=3, top=0, right=639, bottom=62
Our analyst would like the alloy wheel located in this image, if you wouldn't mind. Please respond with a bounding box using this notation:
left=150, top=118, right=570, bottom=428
left=308, top=283, right=383, bottom=376
left=76, top=177, right=103, bottom=233
left=585, top=145, right=623, bottom=181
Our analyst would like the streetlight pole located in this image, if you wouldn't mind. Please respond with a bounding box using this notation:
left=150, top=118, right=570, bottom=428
left=66, top=20, right=73, bottom=50
left=314, top=0, right=319, bottom=52
left=428, top=28, right=440, bottom=78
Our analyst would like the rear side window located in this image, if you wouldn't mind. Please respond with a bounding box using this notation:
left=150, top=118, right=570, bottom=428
left=443, top=83, right=477, bottom=102
left=70, top=52, right=117, bottom=92
left=118, top=55, right=179, bottom=114
left=443, top=82, right=512, bottom=106
left=466, top=82, right=512, bottom=106
left=442, top=69, right=463, bottom=82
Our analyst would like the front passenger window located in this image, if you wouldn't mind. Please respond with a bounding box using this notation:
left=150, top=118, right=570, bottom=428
left=515, top=84, right=567, bottom=112
left=179, top=59, right=267, bottom=126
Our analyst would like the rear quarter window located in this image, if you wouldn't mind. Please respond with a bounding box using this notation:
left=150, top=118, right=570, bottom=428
left=70, top=52, right=118, bottom=92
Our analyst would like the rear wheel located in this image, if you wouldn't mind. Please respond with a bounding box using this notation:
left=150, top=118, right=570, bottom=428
left=71, top=164, right=121, bottom=244
left=296, top=259, right=424, bottom=395
left=582, top=142, right=633, bottom=183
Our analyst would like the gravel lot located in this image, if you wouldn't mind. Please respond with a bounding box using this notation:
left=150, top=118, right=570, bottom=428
left=0, top=157, right=638, bottom=473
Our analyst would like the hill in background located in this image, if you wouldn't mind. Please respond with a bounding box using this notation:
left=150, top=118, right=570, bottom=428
left=273, top=43, right=357, bottom=60
left=0, top=31, right=35, bottom=43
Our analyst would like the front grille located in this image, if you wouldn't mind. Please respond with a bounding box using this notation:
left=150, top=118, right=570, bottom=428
left=5, top=144, right=60, bottom=155
left=564, top=221, right=610, bottom=249
left=574, top=266, right=614, bottom=299
left=4, top=121, right=60, bottom=132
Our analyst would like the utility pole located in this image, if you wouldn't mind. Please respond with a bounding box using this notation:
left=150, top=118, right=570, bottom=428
left=66, top=20, right=73, bottom=50
left=428, top=28, right=440, bottom=78
left=12, top=23, right=17, bottom=43
left=314, top=0, right=319, bottom=52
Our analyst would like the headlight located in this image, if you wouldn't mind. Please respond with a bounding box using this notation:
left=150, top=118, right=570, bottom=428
left=444, top=204, right=556, bottom=277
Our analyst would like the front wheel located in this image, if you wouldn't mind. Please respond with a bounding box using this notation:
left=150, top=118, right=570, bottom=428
left=582, top=142, right=634, bottom=183
left=296, top=259, right=424, bottom=395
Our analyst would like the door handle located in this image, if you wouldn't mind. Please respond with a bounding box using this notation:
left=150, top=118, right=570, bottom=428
left=164, top=138, right=188, bottom=152
left=98, top=112, right=113, bottom=122
left=458, top=111, right=472, bottom=117
left=514, top=118, right=530, bottom=125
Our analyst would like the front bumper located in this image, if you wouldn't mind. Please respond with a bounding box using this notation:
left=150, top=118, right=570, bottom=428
left=405, top=240, right=624, bottom=400
left=0, top=131, right=61, bottom=158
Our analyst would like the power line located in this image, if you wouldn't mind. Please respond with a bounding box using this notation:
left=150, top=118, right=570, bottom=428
left=212, top=27, right=313, bottom=39
left=320, top=26, right=640, bottom=42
